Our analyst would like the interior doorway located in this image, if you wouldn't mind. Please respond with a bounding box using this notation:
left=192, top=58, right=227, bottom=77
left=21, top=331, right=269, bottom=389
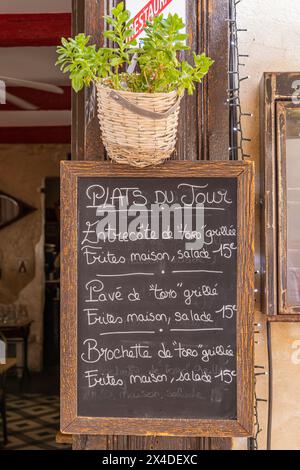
left=43, top=177, right=60, bottom=369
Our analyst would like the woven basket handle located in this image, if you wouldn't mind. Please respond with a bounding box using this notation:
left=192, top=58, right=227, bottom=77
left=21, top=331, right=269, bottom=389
left=109, top=90, right=182, bottom=120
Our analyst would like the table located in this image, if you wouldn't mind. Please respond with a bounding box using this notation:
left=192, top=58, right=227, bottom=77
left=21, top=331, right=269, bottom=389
left=0, top=357, right=17, bottom=375
left=0, top=322, right=32, bottom=384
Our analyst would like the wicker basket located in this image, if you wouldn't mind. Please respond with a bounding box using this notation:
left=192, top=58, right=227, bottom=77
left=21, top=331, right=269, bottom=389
left=96, top=82, right=182, bottom=168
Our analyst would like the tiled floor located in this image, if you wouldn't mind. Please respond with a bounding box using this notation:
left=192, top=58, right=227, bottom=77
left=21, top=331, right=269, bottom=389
left=1, top=393, right=70, bottom=450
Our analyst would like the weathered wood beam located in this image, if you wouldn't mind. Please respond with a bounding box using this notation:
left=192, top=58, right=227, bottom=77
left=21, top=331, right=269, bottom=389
left=0, top=126, right=71, bottom=143
left=2, top=87, right=71, bottom=111
left=0, top=13, right=71, bottom=47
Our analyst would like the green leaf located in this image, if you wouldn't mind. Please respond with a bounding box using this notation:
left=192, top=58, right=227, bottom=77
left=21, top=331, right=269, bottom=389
left=55, top=13, right=213, bottom=95
left=124, top=29, right=134, bottom=38
left=110, top=57, right=123, bottom=67
left=104, top=16, right=116, bottom=25
left=104, top=31, right=117, bottom=40
left=72, top=75, right=84, bottom=92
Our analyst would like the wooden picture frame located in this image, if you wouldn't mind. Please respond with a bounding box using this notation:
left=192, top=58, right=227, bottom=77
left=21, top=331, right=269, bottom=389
left=261, top=72, right=300, bottom=321
left=277, top=102, right=300, bottom=315
left=61, top=160, right=254, bottom=437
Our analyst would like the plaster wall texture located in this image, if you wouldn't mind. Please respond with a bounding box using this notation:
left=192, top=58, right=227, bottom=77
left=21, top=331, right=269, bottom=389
left=238, top=0, right=300, bottom=450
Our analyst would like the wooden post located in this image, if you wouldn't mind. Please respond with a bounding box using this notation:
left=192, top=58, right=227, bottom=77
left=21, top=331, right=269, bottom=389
left=71, top=0, right=233, bottom=451
left=71, top=0, right=106, bottom=160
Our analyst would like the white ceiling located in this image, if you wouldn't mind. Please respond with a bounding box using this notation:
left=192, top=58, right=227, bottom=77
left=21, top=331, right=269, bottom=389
left=0, top=47, right=69, bottom=85
left=0, top=110, right=71, bottom=127
left=0, top=1, right=72, bottom=129
left=0, top=0, right=71, bottom=84
left=0, top=0, right=71, bottom=13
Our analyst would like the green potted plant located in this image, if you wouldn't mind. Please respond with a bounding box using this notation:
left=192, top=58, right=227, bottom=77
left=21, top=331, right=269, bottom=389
left=56, top=2, right=214, bottom=167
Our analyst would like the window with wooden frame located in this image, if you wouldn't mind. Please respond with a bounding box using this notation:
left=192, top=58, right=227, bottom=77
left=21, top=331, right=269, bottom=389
left=277, top=103, right=300, bottom=314
left=261, top=72, right=300, bottom=320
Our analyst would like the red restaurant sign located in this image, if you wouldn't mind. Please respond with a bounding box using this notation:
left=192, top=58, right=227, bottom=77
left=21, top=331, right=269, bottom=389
left=130, top=0, right=174, bottom=40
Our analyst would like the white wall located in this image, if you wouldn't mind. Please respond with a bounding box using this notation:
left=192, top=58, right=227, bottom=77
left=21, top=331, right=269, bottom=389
left=238, top=0, right=300, bottom=450
left=239, top=0, right=300, bottom=165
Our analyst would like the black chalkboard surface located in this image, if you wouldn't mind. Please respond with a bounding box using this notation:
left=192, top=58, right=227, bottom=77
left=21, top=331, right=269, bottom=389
left=61, top=162, right=254, bottom=437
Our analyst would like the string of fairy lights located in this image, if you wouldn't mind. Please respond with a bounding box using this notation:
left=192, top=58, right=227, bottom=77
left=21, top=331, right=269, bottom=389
left=228, top=0, right=269, bottom=451
left=228, top=0, right=252, bottom=161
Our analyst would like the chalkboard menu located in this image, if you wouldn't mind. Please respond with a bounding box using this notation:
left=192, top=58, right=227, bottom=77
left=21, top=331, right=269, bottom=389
left=61, top=161, right=254, bottom=437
